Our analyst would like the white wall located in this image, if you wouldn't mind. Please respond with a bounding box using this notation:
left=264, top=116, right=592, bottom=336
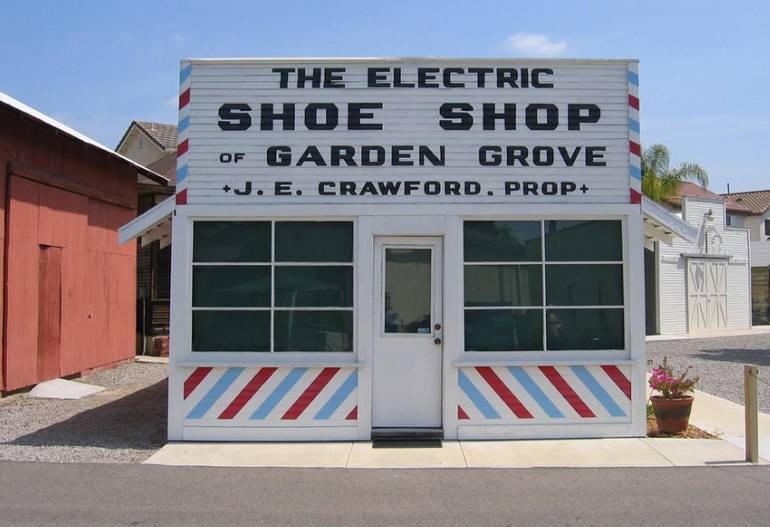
left=118, top=126, right=167, bottom=167
left=657, top=197, right=751, bottom=334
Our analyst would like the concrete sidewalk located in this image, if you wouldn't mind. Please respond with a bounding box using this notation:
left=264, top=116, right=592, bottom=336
left=146, top=384, right=770, bottom=469
left=687, top=387, right=770, bottom=460
left=145, top=437, right=755, bottom=469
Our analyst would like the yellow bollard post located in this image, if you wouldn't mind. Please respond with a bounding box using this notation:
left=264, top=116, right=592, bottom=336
left=744, top=365, right=759, bottom=464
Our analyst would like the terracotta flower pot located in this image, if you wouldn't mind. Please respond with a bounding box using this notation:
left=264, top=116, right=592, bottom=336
left=651, top=395, right=694, bottom=434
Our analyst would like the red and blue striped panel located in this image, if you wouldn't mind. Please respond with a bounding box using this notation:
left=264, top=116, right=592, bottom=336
left=628, top=63, right=642, bottom=204
left=183, top=367, right=358, bottom=425
left=175, top=61, right=192, bottom=205
left=458, top=365, right=631, bottom=422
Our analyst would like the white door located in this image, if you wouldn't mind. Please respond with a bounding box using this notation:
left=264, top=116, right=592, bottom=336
left=687, top=259, right=709, bottom=332
left=707, top=260, right=728, bottom=329
left=688, top=258, right=728, bottom=332
left=372, top=237, right=443, bottom=429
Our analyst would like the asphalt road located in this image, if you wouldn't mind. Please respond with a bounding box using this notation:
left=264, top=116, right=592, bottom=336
left=1, top=462, right=769, bottom=526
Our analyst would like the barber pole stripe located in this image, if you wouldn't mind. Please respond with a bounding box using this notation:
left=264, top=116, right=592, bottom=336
left=539, top=366, right=595, bottom=418
left=627, top=62, right=642, bottom=204
left=184, top=367, right=212, bottom=399
left=176, top=61, right=192, bottom=203
left=250, top=368, right=307, bottom=419
left=282, top=367, right=339, bottom=419
left=458, top=370, right=500, bottom=419
left=186, top=367, right=244, bottom=419
left=507, top=366, right=564, bottom=418
left=458, top=365, right=630, bottom=423
left=601, top=365, right=632, bottom=400
left=570, top=366, right=626, bottom=417
left=183, top=367, right=358, bottom=424
left=218, top=367, right=277, bottom=420
left=315, top=370, right=358, bottom=420
left=475, top=367, right=533, bottom=418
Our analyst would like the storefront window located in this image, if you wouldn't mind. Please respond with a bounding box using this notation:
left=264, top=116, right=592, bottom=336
left=192, top=221, right=353, bottom=352
left=463, top=220, right=624, bottom=352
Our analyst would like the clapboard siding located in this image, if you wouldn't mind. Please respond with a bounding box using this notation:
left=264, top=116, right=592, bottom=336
left=657, top=197, right=751, bottom=335
left=183, top=59, right=633, bottom=205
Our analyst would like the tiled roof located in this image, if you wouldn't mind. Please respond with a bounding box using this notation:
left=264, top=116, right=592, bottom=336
left=665, top=182, right=754, bottom=214
left=721, top=189, right=770, bottom=215
left=134, top=121, right=178, bottom=151
left=146, top=153, right=177, bottom=186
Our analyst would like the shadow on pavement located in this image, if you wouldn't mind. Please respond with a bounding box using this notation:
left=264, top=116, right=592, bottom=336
left=8, top=379, right=167, bottom=450
left=691, top=348, right=770, bottom=367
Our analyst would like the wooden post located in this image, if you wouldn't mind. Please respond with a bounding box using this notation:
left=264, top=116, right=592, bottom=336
left=744, top=365, right=759, bottom=464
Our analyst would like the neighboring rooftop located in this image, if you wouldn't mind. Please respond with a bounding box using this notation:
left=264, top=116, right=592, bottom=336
left=146, top=153, right=177, bottom=186
left=665, top=182, right=754, bottom=214
left=132, top=121, right=178, bottom=151
left=0, top=92, right=168, bottom=186
left=721, top=189, right=770, bottom=215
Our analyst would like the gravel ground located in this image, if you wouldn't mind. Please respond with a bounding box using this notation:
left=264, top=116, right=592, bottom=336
left=0, top=361, right=167, bottom=463
left=647, top=333, right=770, bottom=413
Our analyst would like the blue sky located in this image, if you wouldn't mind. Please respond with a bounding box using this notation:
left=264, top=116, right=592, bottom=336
left=1, top=0, right=767, bottom=192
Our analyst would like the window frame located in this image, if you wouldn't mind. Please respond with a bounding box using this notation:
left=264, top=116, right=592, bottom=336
left=460, top=216, right=629, bottom=361
left=188, top=217, right=356, bottom=357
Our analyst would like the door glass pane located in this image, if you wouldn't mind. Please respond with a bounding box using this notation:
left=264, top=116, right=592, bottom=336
left=193, top=221, right=270, bottom=262
left=275, top=266, right=353, bottom=307
left=193, top=266, right=270, bottom=307
left=384, top=248, right=432, bottom=334
left=464, top=264, right=542, bottom=307
left=546, top=308, right=624, bottom=350
left=274, top=311, right=353, bottom=352
left=545, top=220, right=622, bottom=261
left=464, top=221, right=541, bottom=262
left=464, top=309, right=543, bottom=351
left=192, top=311, right=270, bottom=351
left=275, top=222, right=353, bottom=262
left=546, top=264, right=623, bottom=306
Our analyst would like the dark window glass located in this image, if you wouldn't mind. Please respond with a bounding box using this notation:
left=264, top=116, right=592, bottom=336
left=384, top=248, right=432, bottom=334
left=275, top=266, right=353, bottom=307
left=275, top=222, right=353, bottom=262
left=765, top=219, right=770, bottom=236
left=464, top=309, right=543, bottom=351
left=464, top=265, right=542, bottom=307
left=192, top=311, right=270, bottom=351
left=193, top=266, right=270, bottom=307
left=464, top=221, right=541, bottom=262
left=545, top=220, right=622, bottom=261
left=546, top=264, right=623, bottom=306
left=546, top=308, right=624, bottom=350
left=193, top=221, right=270, bottom=262
left=274, top=311, right=353, bottom=352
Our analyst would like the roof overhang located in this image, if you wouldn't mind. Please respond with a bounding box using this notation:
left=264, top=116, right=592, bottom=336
left=0, top=92, right=170, bottom=187
left=119, top=196, right=175, bottom=248
left=642, top=196, right=699, bottom=246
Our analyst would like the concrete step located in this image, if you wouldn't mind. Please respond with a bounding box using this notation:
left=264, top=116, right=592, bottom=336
left=371, top=428, right=443, bottom=442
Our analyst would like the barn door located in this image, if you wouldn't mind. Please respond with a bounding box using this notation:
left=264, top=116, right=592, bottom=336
left=707, top=261, right=728, bottom=329
left=38, top=245, right=63, bottom=381
left=687, top=259, right=709, bottom=333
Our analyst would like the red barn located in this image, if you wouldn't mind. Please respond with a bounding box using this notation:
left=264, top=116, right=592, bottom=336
left=0, top=93, right=168, bottom=392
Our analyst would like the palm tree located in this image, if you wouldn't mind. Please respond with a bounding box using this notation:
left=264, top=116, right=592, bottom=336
left=641, top=143, right=709, bottom=202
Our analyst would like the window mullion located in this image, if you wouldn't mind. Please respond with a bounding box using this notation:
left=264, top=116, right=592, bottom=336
left=270, top=221, right=276, bottom=353
left=542, top=220, right=548, bottom=352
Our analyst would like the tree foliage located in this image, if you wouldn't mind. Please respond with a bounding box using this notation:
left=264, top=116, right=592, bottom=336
left=641, top=144, right=709, bottom=202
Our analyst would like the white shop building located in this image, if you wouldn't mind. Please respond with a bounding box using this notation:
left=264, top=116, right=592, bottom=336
left=121, top=58, right=648, bottom=441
